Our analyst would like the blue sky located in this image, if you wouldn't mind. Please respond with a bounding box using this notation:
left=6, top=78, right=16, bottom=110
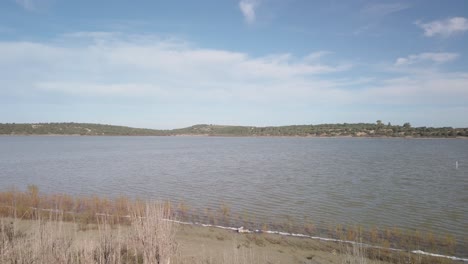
left=0, top=0, right=467, bottom=129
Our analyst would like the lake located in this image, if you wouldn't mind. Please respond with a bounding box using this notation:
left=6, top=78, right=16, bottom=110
left=0, top=136, right=467, bottom=253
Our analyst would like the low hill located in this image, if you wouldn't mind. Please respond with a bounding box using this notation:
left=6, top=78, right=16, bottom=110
left=0, top=123, right=169, bottom=136
left=0, top=122, right=467, bottom=138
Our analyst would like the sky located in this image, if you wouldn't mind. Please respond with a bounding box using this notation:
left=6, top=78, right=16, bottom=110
left=0, top=0, right=467, bottom=129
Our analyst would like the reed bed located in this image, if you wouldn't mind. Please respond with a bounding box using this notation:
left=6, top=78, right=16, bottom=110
left=0, top=186, right=463, bottom=264
left=1, top=203, right=177, bottom=264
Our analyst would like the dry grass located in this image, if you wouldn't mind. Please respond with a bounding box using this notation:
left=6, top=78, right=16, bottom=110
left=0, top=210, right=271, bottom=264
left=130, top=202, right=177, bottom=264
left=0, top=200, right=177, bottom=264
left=0, top=187, right=458, bottom=251
left=1, top=215, right=78, bottom=263
left=341, top=242, right=369, bottom=264
left=0, top=187, right=463, bottom=264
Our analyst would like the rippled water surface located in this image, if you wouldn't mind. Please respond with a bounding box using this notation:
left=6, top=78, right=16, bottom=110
left=1, top=136, right=467, bottom=249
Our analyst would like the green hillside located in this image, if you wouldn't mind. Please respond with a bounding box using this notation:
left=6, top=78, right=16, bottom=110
left=0, top=123, right=169, bottom=136
left=0, top=122, right=467, bottom=138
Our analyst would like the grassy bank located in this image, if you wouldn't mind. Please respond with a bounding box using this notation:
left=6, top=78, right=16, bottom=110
left=0, top=186, right=464, bottom=263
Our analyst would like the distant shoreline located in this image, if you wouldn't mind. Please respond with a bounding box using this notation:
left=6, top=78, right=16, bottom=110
left=1, top=122, right=467, bottom=139
left=1, top=133, right=467, bottom=140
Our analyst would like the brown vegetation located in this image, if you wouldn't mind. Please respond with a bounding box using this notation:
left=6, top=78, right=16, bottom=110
left=0, top=186, right=463, bottom=264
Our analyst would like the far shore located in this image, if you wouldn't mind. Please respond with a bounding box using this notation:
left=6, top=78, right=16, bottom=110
left=1, top=133, right=467, bottom=140
left=2, top=122, right=467, bottom=140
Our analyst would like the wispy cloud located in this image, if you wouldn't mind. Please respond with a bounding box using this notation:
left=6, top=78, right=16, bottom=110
left=416, top=17, right=468, bottom=37
left=14, top=0, right=54, bottom=11
left=353, top=3, right=410, bottom=36
left=304, top=51, right=332, bottom=61
left=395, top=52, right=459, bottom=66
left=15, top=0, right=37, bottom=11
left=360, top=73, right=468, bottom=106
left=0, top=32, right=349, bottom=102
left=361, top=3, right=410, bottom=17
left=239, top=0, right=261, bottom=24
left=1, top=32, right=467, bottom=127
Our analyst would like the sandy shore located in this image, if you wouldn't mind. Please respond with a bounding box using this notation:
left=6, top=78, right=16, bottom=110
left=175, top=223, right=381, bottom=264
left=7, top=217, right=467, bottom=263
left=3, top=217, right=396, bottom=264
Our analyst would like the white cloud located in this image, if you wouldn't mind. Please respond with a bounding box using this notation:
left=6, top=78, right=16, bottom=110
left=416, top=17, right=468, bottom=37
left=239, top=0, right=261, bottom=24
left=304, top=51, right=332, bottom=61
left=36, top=82, right=162, bottom=96
left=360, top=73, right=468, bottom=106
left=0, top=33, right=350, bottom=103
left=395, top=52, right=459, bottom=66
left=0, top=32, right=467, bottom=118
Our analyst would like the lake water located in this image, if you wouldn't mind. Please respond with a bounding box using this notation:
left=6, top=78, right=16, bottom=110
left=0, top=136, right=467, bottom=253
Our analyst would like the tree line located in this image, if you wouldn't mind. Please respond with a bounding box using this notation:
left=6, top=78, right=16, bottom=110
left=0, top=121, right=467, bottom=138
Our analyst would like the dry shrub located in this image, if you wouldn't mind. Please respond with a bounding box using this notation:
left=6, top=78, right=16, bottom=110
left=95, top=216, right=123, bottom=264
left=130, top=202, right=178, bottom=264
left=1, top=214, right=75, bottom=264
left=341, top=241, right=368, bottom=264
left=0, top=200, right=178, bottom=264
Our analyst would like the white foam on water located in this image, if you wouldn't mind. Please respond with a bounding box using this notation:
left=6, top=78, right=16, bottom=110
left=412, top=250, right=468, bottom=262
